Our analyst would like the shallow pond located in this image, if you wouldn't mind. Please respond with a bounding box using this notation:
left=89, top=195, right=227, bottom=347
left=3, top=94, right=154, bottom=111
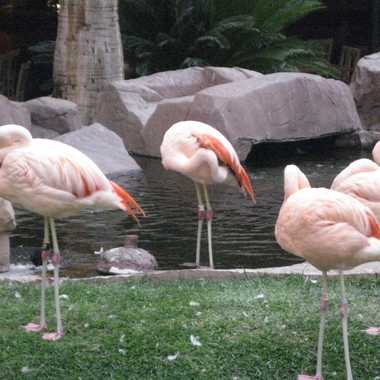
left=10, top=143, right=369, bottom=277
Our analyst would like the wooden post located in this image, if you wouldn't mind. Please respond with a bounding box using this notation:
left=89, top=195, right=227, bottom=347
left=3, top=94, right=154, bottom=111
left=54, top=0, right=124, bottom=125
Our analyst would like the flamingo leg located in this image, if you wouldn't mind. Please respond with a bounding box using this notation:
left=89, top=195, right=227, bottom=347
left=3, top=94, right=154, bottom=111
left=195, top=183, right=204, bottom=267
left=42, top=217, right=64, bottom=341
left=298, top=271, right=328, bottom=380
left=316, top=271, right=328, bottom=378
left=203, top=184, right=214, bottom=269
left=24, top=217, right=50, bottom=333
left=339, top=271, right=353, bottom=380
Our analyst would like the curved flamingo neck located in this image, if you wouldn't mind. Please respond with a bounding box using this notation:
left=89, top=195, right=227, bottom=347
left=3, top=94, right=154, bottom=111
left=283, top=165, right=311, bottom=200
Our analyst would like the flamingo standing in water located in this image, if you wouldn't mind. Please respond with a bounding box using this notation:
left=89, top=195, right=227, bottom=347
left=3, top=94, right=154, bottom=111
left=0, top=124, right=144, bottom=341
left=275, top=164, right=380, bottom=380
left=160, top=121, right=255, bottom=268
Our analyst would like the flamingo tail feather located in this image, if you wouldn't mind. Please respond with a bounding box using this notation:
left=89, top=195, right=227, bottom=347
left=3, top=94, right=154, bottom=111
left=110, top=181, right=145, bottom=223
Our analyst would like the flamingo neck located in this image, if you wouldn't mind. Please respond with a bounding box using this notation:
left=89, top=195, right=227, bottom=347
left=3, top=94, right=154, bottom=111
left=283, top=165, right=311, bottom=200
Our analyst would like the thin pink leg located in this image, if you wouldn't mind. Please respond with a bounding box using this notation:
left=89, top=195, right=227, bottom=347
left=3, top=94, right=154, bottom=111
left=24, top=250, right=49, bottom=332
left=25, top=217, right=50, bottom=333
left=298, top=271, right=328, bottom=380
left=339, top=272, right=353, bottom=380
left=195, top=183, right=204, bottom=267
left=42, top=217, right=64, bottom=341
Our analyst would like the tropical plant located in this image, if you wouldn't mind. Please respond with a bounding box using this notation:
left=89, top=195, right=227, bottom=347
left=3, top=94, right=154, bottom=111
left=119, top=0, right=338, bottom=78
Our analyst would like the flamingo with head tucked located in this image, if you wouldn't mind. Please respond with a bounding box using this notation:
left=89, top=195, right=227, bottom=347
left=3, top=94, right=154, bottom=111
left=331, top=141, right=380, bottom=219
left=275, top=164, right=380, bottom=380
left=160, top=120, right=255, bottom=269
left=0, top=124, right=144, bottom=341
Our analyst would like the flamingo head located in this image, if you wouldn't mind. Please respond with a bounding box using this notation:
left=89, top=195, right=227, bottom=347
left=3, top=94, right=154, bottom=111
left=0, top=124, right=32, bottom=148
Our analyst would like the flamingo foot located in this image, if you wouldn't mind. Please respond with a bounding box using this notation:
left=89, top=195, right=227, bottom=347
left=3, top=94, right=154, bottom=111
left=365, top=327, right=380, bottom=336
left=24, top=322, right=47, bottom=332
left=298, top=375, right=324, bottom=380
left=42, top=331, right=64, bottom=341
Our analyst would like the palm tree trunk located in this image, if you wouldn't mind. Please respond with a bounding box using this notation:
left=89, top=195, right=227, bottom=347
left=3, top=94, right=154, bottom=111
left=54, top=0, right=124, bottom=124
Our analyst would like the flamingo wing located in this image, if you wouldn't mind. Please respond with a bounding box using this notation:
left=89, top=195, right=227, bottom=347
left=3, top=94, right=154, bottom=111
left=1, top=140, right=144, bottom=219
left=333, top=172, right=380, bottom=203
left=331, top=158, right=378, bottom=189
left=3, top=147, right=108, bottom=199
left=194, top=133, right=255, bottom=202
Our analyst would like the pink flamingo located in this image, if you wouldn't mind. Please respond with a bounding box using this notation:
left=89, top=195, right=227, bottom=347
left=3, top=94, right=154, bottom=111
left=275, top=164, right=380, bottom=380
left=331, top=141, right=380, bottom=219
left=0, top=124, right=144, bottom=341
left=160, top=121, right=255, bottom=268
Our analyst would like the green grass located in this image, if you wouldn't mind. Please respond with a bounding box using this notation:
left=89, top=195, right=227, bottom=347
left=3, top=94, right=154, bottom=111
left=0, top=276, right=379, bottom=379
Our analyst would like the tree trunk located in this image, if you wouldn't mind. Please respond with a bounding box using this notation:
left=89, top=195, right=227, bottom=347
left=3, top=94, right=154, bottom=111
left=54, top=0, right=124, bottom=125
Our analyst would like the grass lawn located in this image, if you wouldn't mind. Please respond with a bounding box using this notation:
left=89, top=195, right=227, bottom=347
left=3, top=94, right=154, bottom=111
left=0, top=276, right=379, bottom=379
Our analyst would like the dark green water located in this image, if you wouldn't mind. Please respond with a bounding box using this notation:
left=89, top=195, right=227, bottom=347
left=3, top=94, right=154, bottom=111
left=10, top=146, right=368, bottom=277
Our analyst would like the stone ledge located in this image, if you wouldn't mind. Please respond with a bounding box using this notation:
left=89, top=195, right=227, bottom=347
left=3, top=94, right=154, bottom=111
left=1, top=262, right=379, bottom=284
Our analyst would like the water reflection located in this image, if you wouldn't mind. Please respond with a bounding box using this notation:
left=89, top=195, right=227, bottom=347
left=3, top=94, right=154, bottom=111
left=10, top=146, right=369, bottom=277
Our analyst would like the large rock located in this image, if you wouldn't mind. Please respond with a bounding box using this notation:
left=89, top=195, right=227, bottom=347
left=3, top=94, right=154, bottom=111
left=350, top=52, right=380, bottom=131
left=188, top=73, right=361, bottom=158
left=56, top=123, right=141, bottom=176
left=0, top=199, right=16, bottom=273
left=95, top=68, right=361, bottom=159
left=0, top=95, right=31, bottom=128
left=24, top=96, right=82, bottom=135
left=95, top=66, right=263, bottom=157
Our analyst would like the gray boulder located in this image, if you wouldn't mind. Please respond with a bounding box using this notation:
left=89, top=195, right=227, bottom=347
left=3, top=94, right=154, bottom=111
left=95, top=66, right=263, bottom=157
left=56, top=123, right=141, bottom=176
left=0, top=199, right=16, bottom=273
left=24, top=96, right=82, bottom=135
left=0, top=95, right=31, bottom=128
left=189, top=73, right=361, bottom=159
left=350, top=52, right=380, bottom=131
left=95, top=68, right=361, bottom=160
left=96, top=235, right=157, bottom=274
left=30, top=124, right=60, bottom=139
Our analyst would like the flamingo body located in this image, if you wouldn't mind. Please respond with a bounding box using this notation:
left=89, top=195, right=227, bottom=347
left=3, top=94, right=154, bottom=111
left=160, top=120, right=255, bottom=268
left=331, top=142, right=380, bottom=220
left=275, top=164, right=380, bottom=380
left=0, top=133, right=130, bottom=217
left=160, top=121, right=233, bottom=184
left=276, top=186, right=380, bottom=271
left=0, top=124, right=143, bottom=340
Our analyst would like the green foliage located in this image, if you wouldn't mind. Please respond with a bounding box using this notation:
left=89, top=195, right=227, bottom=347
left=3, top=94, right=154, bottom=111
left=0, top=277, right=378, bottom=378
left=119, top=0, right=337, bottom=78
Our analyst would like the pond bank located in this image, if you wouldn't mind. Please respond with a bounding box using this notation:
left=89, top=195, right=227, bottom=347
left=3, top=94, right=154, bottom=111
left=1, top=261, right=379, bottom=284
